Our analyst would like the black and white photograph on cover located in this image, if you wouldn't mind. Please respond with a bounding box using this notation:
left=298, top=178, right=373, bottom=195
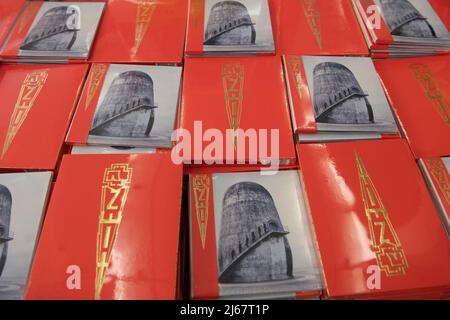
left=211, top=171, right=323, bottom=298
left=88, top=64, right=182, bottom=148
left=19, top=2, right=104, bottom=58
left=203, top=0, right=274, bottom=52
left=0, top=172, right=52, bottom=300
left=376, top=0, right=450, bottom=40
left=302, top=56, right=399, bottom=133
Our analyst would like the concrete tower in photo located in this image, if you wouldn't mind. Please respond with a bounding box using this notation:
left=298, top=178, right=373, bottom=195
left=380, top=0, right=436, bottom=38
left=204, top=1, right=256, bottom=46
left=0, top=185, right=12, bottom=278
left=21, top=6, right=81, bottom=51
left=90, top=71, right=157, bottom=138
left=218, top=182, right=293, bottom=284
left=313, top=62, right=375, bottom=124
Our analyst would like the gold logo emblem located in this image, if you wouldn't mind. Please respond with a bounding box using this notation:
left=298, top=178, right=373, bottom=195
left=85, top=64, right=107, bottom=111
left=222, top=63, right=244, bottom=147
left=302, top=0, right=322, bottom=49
left=410, top=63, right=450, bottom=126
left=356, top=152, right=408, bottom=277
left=287, top=55, right=303, bottom=99
left=425, top=158, right=450, bottom=205
left=131, top=0, right=156, bottom=56
left=95, top=164, right=133, bottom=300
left=192, top=175, right=210, bottom=249
left=2, top=71, right=48, bottom=159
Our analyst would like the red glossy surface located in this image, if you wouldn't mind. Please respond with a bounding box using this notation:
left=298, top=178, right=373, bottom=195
left=0, top=1, right=41, bottom=59
left=270, top=0, right=368, bottom=56
left=25, top=153, right=183, bottom=300
left=375, top=56, right=450, bottom=158
left=180, top=56, right=296, bottom=164
left=189, top=173, right=219, bottom=299
left=283, top=55, right=317, bottom=133
left=0, top=63, right=88, bottom=170
left=298, top=139, right=450, bottom=298
left=90, top=0, right=188, bottom=64
left=0, top=0, right=25, bottom=46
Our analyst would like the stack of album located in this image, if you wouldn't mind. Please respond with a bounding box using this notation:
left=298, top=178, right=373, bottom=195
left=0, top=1, right=104, bottom=63
left=419, top=157, right=450, bottom=240
left=298, top=139, right=450, bottom=299
left=25, top=153, right=184, bottom=299
left=0, top=0, right=26, bottom=48
left=283, top=55, right=399, bottom=143
left=89, top=0, right=188, bottom=64
left=189, top=169, right=324, bottom=299
left=374, top=55, right=450, bottom=159
left=180, top=56, right=296, bottom=167
left=352, top=0, right=450, bottom=58
left=185, top=0, right=275, bottom=57
left=66, top=63, right=182, bottom=150
left=271, top=0, right=369, bottom=56
left=0, top=62, right=88, bottom=171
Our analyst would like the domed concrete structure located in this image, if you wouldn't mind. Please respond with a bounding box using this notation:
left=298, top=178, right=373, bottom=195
left=90, top=71, right=157, bottom=138
left=380, top=0, right=436, bottom=38
left=313, top=62, right=374, bottom=124
left=21, top=5, right=81, bottom=51
left=0, top=185, right=12, bottom=278
left=218, top=182, right=293, bottom=284
left=204, top=1, right=256, bottom=46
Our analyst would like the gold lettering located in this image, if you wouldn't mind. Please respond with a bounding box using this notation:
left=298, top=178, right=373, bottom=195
left=2, top=71, right=48, bottom=158
left=356, top=152, right=408, bottom=276
left=410, top=63, right=450, bottom=126
left=95, top=164, right=133, bottom=300
left=193, top=175, right=211, bottom=249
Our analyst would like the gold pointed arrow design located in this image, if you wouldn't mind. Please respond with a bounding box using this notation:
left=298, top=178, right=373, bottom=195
left=356, top=151, right=408, bottom=277
left=302, top=0, right=322, bottom=49
left=193, top=175, right=211, bottom=249
left=2, top=71, right=48, bottom=159
left=222, top=63, right=244, bottom=148
left=410, top=63, right=450, bottom=127
left=95, top=163, right=133, bottom=300
left=85, top=64, right=107, bottom=111
left=131, top=0, right=156, bottom=56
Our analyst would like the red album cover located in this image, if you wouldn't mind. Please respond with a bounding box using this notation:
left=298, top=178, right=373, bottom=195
left=297, top=139, right=450, bottom=299
left=419, top=157, right=450, bottom=238
left=269, top=0, right=368, bottom=56
left=0, top=1, right=104, bottom=62
left=374, top=55, right=450, bottom=159
left=89, top=0, right=188, bottom=64
left=189, top=169, right=324, bottom=299
left=67, top=63, right=182, bottom=148
left=25, top=153, right=183, bottom=300
left=0, top=0, right=26, bottom=47
left=0, top=63, right=88, bottom=170
left=283, top=55, right=399, bottom=142
left=180, top=56, right=296, bottom=165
